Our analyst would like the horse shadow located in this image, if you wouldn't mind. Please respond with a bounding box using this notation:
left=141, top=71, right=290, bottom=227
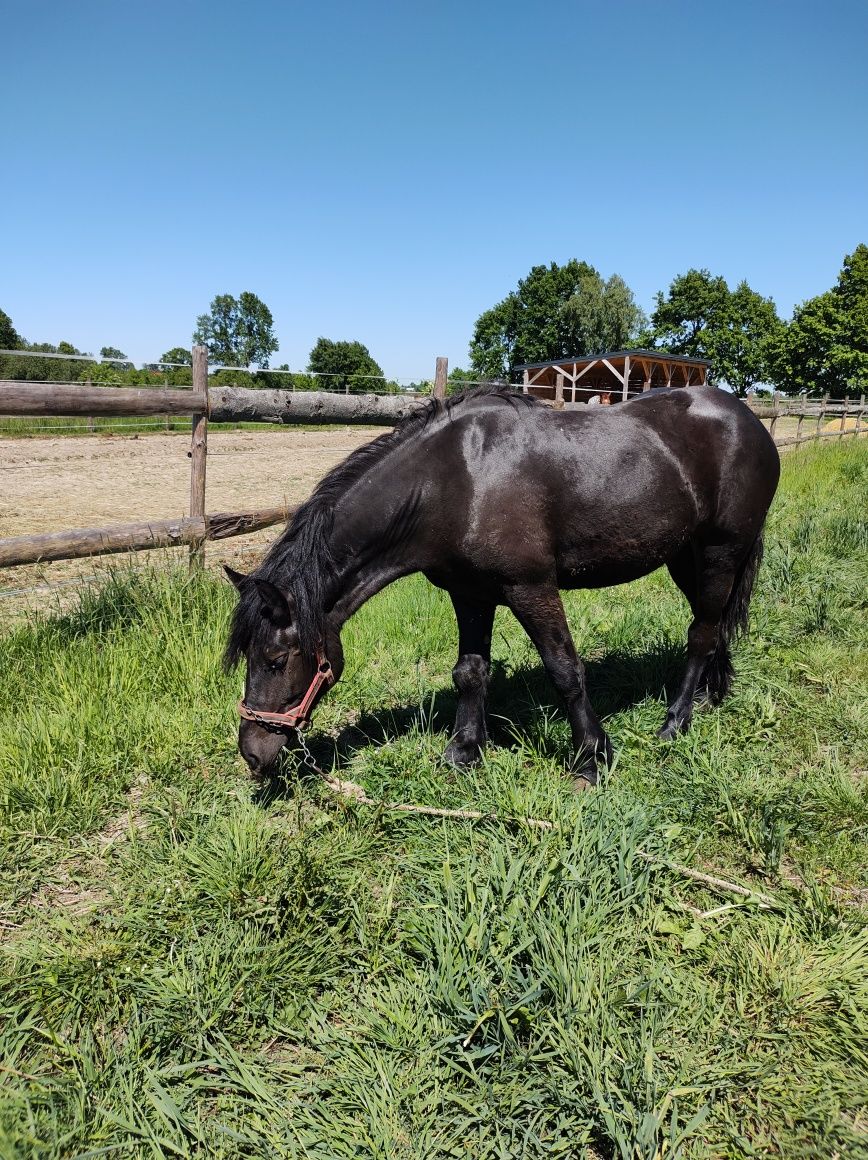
left=256, top=640, right=685, bottom=801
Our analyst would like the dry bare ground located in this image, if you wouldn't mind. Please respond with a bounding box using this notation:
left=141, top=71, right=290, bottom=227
left=0, top=427, right=380, bottom=606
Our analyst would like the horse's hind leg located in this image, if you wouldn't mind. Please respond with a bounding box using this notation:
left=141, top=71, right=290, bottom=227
left=505, top=583, right=612, bottom=783
left=444, top=595, right=495, bottom=767
left=659, top=543, right=743, bottom=740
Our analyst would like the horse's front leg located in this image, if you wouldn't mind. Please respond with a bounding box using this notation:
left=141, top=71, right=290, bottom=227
left=443, top=595, right=495, bottom=767
left=505, top=583, right=612, bottom=784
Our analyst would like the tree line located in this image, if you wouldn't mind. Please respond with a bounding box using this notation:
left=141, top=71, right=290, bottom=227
left=1, top=244, right=865, bottom=397
left=464, top=245, right=867, bottom=397
left=0, top=293, right=397, bottom=394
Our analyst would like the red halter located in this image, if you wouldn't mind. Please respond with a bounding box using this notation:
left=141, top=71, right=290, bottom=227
left=238, top=650, right=335, bottom=733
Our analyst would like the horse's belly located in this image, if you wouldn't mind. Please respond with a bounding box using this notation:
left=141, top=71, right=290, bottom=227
left=554, top=518, right=693, bottom=589
left=556, top=554, right=667, bottom=589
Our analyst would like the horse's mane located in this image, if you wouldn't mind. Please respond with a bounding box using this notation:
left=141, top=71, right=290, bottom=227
left=224, top=384, right=539, bottom=668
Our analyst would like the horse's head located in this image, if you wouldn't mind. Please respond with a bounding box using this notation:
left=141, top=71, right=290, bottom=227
left=224, top=566, right=337, bottom=778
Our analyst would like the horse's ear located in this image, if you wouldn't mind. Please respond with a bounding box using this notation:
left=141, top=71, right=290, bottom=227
left=253, top=578, right=294, bottom=626
left=224, top=565, right=248, bottom=590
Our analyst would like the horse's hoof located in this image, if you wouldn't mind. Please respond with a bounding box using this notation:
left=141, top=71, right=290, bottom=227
left=571, top=772, right=597, bottom=792
left=443, top=742, right=480, bottom=768
left=568, top=756, right=600, bottom=789
left=658, top=715, right=688, bottom=741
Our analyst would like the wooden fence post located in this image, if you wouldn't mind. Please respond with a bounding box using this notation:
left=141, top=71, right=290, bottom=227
left=768, top=399, right=779, bottom=442
left=554, top=372, right=565, bottom=409
left=815, top=394, right=828, bottom=442
left=189, top=345, right=208, bottom=569
left=433, top=357, right=448, bottom=401
left=839, top=397, right=848, bottom=440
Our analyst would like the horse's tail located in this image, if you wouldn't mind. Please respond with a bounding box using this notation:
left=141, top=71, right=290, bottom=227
left=703, top=531, right=765, bottom=704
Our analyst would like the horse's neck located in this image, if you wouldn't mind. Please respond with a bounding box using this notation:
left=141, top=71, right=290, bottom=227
left=326, top=469, right=423, bottom=630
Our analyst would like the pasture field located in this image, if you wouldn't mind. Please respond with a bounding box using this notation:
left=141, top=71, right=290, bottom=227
left=0, top=441, right=866, bottom=1158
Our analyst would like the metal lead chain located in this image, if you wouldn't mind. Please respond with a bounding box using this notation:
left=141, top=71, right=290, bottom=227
left=293, top=726, right=321, bottom=774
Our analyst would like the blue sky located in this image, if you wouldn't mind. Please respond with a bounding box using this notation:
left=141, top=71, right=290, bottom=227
left=3, top=0, right=867, bottom=380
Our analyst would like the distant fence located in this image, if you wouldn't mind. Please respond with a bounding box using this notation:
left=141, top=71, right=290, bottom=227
left=747, top=394, right=866, bottom=447
left=0, top=347, right=444, bottom=572
left=0, top=358, right=864, bottom=575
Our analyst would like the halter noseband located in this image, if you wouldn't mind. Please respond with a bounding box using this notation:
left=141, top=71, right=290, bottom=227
left=238, top=650, right=335, bottom=733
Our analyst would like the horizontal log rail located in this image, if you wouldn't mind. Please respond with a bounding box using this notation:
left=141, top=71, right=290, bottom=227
left=775, top=426, right=866, bottom=448
left=749, top=403, right=858, bottom=419
left=0, top=381, right=426, bottom=425
left=0, top=381, right=207, bottom=416
left=0, top=505, right=296, bottom=569
left=207, top=385, right=425, bottom=425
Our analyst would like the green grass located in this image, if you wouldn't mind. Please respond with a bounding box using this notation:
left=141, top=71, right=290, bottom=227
left=1, top=441, right=866, bottom=1158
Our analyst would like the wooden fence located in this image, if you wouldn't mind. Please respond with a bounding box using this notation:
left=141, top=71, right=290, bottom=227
left=0, top=347, right=441, bottom=572
left=748, top=393, right=866, bottom=447
left=0, top=361, right=864, bottom=575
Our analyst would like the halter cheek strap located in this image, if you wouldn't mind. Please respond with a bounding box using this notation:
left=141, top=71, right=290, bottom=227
left=238, top=650, right=335, bottom=733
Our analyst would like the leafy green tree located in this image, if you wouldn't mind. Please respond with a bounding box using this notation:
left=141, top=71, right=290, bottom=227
left=650, top=270, right=782, bottom=395
left=708, top=282, right=784, bottom=396
left=559, top=273, right=647, bottom=360
left=770, top=244, right=868, bottom=397
left=0, top=308, right=21, bottom=350
left=159, top=347, right=193, bottom=366
left=649, top=269, right=730, bottom=357
left=99, top=346, right=133, bottom=373
left=468, top=260, right=644, bottom=380
left=307, top=338, right=385, bottom=393
left=193, top=291, right=278, bottom=368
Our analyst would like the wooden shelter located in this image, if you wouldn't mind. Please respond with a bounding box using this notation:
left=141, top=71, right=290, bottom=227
left=515, top=349, right=710, bottom=405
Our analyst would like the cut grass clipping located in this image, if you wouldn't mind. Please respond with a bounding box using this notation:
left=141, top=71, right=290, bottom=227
left=1, top=440, right=867, bottom=1158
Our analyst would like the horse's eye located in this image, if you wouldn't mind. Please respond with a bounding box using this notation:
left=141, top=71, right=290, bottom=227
left=266, top=654, right=288, bottom=672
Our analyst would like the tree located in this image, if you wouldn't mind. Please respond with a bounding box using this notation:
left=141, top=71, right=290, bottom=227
left=307, top=338, right=385, bottom=393
left=159, top=347, right=193, bottom=366
left=650, top=270, right=782, bottom=395
left=99, top=346, right=133, bottom=373
left=446, top=367, right=481, bottom=396
left=707, top=282, right=784, bottom=396
left=193, top=291, right=278, bottom=368
left=468, top=260, right=644, bottom=380
left=769, top=244, right=868, bottom=397
left=560, top=273, right=647, bottom=360
left=0, top=308, right=21, bottom=350
left=649, top=269, right=730, bottom=357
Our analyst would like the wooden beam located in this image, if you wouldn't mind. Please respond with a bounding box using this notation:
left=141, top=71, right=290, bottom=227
left=622, top=355, right=631, bottom=402
left=0, top=381, right=205, bottom=416
left=207, top=387, right=425, bottom=426
left=433, top=356, right=448, bottom=401
left=189, top=346, right=208, bottom=568
left=0, top=506, right=294, bottom=570
left=522, top=370, right=529, bottom=395
left=554, top=372, right=565, bottom=409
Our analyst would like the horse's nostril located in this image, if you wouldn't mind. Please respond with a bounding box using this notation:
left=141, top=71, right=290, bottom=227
left=242, top=747, right=262, bottom=774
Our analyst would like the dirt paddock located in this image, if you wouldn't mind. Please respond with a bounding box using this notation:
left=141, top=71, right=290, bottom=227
left=0, top=427, right=381, bottom=609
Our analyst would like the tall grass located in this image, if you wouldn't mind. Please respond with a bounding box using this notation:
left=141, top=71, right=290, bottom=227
left=0, top=441, right=866, bottom=1157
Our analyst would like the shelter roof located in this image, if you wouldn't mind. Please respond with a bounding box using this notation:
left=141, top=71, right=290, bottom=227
left=514, top=349, right=711, bottom=371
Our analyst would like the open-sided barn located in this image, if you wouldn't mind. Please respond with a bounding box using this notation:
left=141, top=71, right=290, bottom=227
left=516, top=349, right=711, bottom=405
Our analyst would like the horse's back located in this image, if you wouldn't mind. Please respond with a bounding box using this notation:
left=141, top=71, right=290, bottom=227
left=419, top=386, right=779, bottom=589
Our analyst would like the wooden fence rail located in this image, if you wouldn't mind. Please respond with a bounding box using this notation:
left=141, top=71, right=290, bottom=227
left=748, top=393, right=865, bottom=447
left=0, top=507, right=296, bottom=570
left=0, top=348, right=444, bottom=576
left=0, top=382, right=426, bottom=425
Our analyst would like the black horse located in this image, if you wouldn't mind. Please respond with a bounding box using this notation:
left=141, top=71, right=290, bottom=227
left=225, top=385, right=779, bottom=782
